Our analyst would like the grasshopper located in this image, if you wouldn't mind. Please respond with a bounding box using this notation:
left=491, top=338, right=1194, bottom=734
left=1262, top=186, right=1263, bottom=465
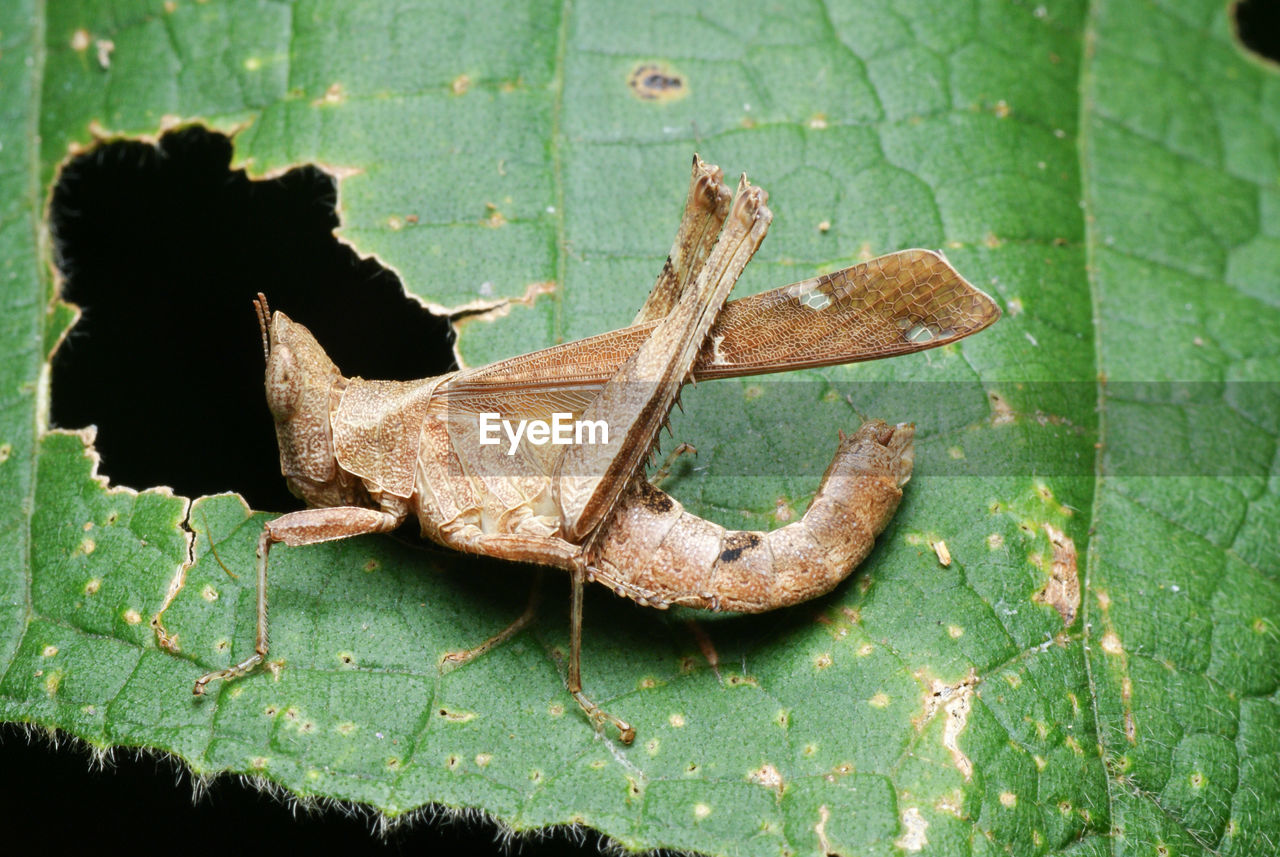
left=158, top=156, right=999, bottom=743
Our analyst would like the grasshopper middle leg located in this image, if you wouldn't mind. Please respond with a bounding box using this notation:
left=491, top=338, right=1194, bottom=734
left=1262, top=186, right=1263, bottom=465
left=440, top=570, right=544, bottom=670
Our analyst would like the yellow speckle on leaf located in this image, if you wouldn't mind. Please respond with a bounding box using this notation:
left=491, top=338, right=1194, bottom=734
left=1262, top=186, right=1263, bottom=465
left=201, top=584, right=218, bottom=602
left=437, top=706, right=476, bottom=723
left=947, top=625, right=964, bottom=639
left=1000, top=791, right=1017, bottom=808
left=475, top=753, right=492, bottom=767
left=669, top=713, right=686, bottom=728
left=814, top=653, right=832, bottom=669
left=41, top=645, right=58, bottom=657
left=1101, top=632, right=1123, bottom=655
left=694, top=803, right=711, bottom=820
left=451, top=74, right=471, bottom=95
left=315, top=82, right=344, bottom=105
left=243, top=56, right=262, bottom=71
left=895, top=806, right=928, bottom=851
left=869, top=692, right=890, bottom=708
left=808, top=113, right=828, bottom=129
left=71, top=29, right=90, bottom=51
left=123, top=609, right=141, bottom=625
left=749, top=763, right=784, bottom=794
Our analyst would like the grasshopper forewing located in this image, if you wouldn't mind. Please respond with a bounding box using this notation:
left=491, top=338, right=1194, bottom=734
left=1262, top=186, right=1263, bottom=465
left=155, top=156, right=1000, bottom=744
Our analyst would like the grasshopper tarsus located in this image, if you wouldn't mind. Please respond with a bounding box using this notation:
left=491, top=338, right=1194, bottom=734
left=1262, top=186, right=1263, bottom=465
left=651, top=442, right=696, bottom=487
left=572, top=690, right=635, bottom=745
left=193, top=651, right=263, bottom=696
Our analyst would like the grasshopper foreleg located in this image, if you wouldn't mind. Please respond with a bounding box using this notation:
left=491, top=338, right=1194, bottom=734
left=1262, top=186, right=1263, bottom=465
left=192, top=506, right=403, bottom=695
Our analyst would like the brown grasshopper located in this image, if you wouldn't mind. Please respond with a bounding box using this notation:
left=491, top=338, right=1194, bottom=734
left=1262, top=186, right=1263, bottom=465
left=158, top=156, right=999, bottom=744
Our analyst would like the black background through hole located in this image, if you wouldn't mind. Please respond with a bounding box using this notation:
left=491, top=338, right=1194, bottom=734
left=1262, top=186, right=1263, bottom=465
left=1234, top=0, right=1280, bottom=62
left=50, top=125, right=456, bottom=512
left=24, top=127, right=603, bottom=855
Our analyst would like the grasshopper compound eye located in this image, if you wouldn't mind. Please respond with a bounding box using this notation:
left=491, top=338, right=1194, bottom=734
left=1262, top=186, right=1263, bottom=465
left=265, top=343, right=299, bottom=419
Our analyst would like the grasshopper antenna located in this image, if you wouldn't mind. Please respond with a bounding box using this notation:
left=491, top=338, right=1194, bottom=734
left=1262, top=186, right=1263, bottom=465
left=253, top=292, right=271, bottom=362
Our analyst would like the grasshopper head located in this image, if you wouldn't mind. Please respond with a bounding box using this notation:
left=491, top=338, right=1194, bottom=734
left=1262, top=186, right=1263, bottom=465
left=253, top=294, right=343, bottom=495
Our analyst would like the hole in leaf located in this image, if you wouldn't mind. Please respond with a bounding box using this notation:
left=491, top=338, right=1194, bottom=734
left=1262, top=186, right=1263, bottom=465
left=1234, top=0, right=1280, bottom=62
left=49, top=126, right=456, bottom=511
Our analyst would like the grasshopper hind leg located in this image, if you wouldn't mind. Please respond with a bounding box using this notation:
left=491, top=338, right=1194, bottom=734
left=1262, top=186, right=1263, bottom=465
left=568, top=565, right=635, bottom=744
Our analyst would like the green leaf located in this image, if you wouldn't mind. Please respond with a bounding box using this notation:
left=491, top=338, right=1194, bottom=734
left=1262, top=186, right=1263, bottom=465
left=3, top=1, right=1277, bottom=854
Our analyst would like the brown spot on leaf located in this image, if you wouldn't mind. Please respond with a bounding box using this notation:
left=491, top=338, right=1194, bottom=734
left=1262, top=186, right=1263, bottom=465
left=988, top=389, right=1016, bottom=425
left=1034, top=524, right=1079, bottom=627
left=915, top=669, right=979, bottom=780
left=628, top=63, right=687, bottom=101
left=815, top=805, right=832, bottom=853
